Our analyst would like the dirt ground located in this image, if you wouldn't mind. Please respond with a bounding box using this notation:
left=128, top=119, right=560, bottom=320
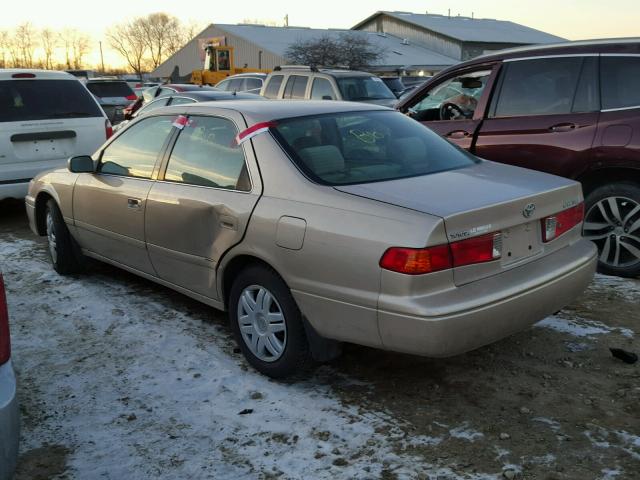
left=1, top=198, right=638, bottom=480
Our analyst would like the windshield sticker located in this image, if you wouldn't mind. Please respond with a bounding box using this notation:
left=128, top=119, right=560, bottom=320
left=349, top=129, right=384, bottom=144
left=172, top=115, right=190, bottom=130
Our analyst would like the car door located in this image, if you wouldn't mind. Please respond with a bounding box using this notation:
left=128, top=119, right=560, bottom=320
left=145, top=112, right=262, bottom=300
left=73, top=115, right=176, bottom=274
left=401, top=65, right=499, bottom=150
left=474, top=56, right=600, bottom=177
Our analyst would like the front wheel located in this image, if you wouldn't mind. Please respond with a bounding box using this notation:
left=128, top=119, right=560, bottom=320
left=583, top=182, right=640, bottom=277
left=45, top=199, right=82, bottom=275
left=229, top=265, right=312, bottom=378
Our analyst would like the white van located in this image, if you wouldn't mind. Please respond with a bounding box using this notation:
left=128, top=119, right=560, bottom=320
left=0, top=69, right=110, bottom=200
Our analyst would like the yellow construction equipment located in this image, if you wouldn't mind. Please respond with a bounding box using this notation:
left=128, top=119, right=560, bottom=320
left=191, top=37, right=271, bottom=86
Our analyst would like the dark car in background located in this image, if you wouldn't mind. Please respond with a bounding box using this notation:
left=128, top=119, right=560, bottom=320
left=398, top=38, right=640, bottom=277
left=85, top=79, right=137, bottom=124
left=124, top=83, right=217, bottom=120
left=380, top=76, right=406, bottom=98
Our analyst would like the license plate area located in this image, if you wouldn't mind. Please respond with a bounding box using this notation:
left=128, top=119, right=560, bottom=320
left=501, top=222, right=541, bottom=265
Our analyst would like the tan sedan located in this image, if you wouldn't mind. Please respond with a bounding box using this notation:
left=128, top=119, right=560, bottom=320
left=26, top=101, right=597, bottom=378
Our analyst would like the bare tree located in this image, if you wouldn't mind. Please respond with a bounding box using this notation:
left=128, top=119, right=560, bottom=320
left=285, top=34, right=383, bottom=70
left=59, top=28, right=74, bottom=69
left=139, top=13, right=182, bottom=70
left=71, top=32, right=91, bottom=69
left=41, top=28, right=58, bottom=69
left=15, top=22, right=36, bottom=68
left=107, top=19, right=149, bottom=79
left=0, top=30, right=10, bottom=68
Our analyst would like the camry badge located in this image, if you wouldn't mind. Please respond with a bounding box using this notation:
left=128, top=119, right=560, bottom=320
left=523, top=203, right=536, bottom=218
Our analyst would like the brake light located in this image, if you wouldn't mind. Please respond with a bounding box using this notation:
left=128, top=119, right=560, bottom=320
left=380, top=233, right=502, bottom=275
left=105, top=119, right=113, bottom=139
left=126, top=94, right=138, bottom=101
left=380, top=245, right=452, bottom=275
left=135, top=83, right=142, bottom=88
left=450, top=232, right=502, bottom=267
left=541, top=203, right=584, bottom=242
left=0, top=273, right=11, bottom=366
left=12, top=72, right=35, bottom=78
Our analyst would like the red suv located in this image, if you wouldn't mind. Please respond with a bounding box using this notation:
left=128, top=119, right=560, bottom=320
left=398, top=39, right=640, bottom=277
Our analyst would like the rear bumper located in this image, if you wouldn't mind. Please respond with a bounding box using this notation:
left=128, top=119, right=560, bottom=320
left=0, top=361, right=19, bottom=480
left=377, top=239, right=597, bottom=357
left=0, top=182, right=29, bottom=201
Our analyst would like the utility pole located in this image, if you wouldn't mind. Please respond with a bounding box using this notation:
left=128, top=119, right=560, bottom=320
left=284, top=14, right=289, bottom=27
left=99, top=41, right=105, bottom=73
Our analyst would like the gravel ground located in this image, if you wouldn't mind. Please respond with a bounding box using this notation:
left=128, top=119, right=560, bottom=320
left=1, top=199, right=639, bottom=480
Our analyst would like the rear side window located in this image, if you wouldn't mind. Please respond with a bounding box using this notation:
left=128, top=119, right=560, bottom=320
left=244, top=78, right=263, bottom=90
left=86, top=81, right=134, bottom=98
left=601, top=56, right=640, bottom=110
left=138, top=97, right=170, bottom=115
left=311, top=78, right=337, bottom=100
left=264, top=75, right=284, bottom=99
left=493, top=57, right=584, bottom=117
left=0, top=79, right=103, bottom=123
left=284, top=75, right=308, bottom=99
left=273, top=110, right=476, bottom=185
left=99, top=116, right=174, bottom=178
left=164, top=116, right=249, bottom=190
left=169, top=97, right=196, bottom=106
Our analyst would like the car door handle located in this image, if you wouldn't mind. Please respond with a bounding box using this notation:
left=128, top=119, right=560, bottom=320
left=219, top=215, right=237, bottom=230
left=549, top=123, right=577, bottom=132
left=445, top=130, right=471, bottom=139
left=127, top=198, right=141, bottom=209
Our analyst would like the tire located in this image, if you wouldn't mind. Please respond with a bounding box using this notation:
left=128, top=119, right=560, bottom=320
left=583, top=182, right=640, bottom=278
left=229, top=265, right=312, bottom=378
left=45, top=199, right=83, bottom=275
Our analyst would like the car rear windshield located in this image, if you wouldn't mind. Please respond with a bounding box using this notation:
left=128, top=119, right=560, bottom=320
left=0, top=79, right=103, bottom=123
left=272, top=110, right=477, bottom=185
left=337, top=76, right=396, bottom=101
left=86, top=81, right=134, bottom=98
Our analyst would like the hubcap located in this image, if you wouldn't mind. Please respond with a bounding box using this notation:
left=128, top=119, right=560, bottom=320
left=46, top=211, right=57, bottom=264
left=583, top=196, right=640, bottom=268
left=237, top=285, right=287, bottom=362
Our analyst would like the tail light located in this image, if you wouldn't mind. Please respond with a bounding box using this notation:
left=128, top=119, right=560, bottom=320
left=541, top=203, right=584, bottom=242
left=0, top=273, right=11, bottom=366
left=135, top=83, right=142, bottom=88
left=380, top=233, right=502, bottom=275
left=380, top=245, right=451, bottom=275
left=105, top=119, right=113, bottom=139
left=450, top=233, right=502, bottom=267
left=126, top=94, right=137, bottom=101
left=12, top=72, right=35, bottom=78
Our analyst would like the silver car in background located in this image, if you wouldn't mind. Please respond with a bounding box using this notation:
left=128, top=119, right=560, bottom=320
left=85, top=79, right=137, bottom=124
left=26, top=101, right=596, bottom=378
left=0, top=270, right=19, bottom=480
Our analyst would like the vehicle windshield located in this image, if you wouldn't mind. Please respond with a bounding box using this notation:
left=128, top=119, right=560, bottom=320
left=86, top=81, right=134, bottom=98
left=272, top=110, right=477, bottom=186
left=0, top=79, right=103, bottom=122
left=336, top=77, right=396, bottom=101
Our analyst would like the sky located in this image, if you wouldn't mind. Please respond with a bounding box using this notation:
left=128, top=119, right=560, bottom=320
left=1, top=0, right=638, bottom=68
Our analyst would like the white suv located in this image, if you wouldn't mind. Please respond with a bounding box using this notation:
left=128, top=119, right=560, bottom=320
left=0, top=69, right=110, bottom=200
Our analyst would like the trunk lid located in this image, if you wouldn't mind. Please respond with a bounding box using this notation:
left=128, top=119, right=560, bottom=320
left=335, top=160, right=584, bottom=285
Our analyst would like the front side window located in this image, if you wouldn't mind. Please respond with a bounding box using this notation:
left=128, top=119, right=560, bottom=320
left=244, top=78, right=263, bottom=91
left=164, top=116, right=249, bottom=190
left=273, top=110, right=477, bottom=185
left=169, top=97, right=196, bottom=106
left=601, top=56, right=640, bottom=110
left=411, top=70, right=491, bottom=121
left=0, top=79, right=103, bottom=123
left=99, top=116, right=174, bottom=178
left=215, top=79, right=231, bottom=91
left=284, top=75, right=309, bottom=100
left=264, top=75, right=284, bottom=99
left=310, top=78, right=337, bottom=100
left=337, top=76, right=396, bottom=101
left=493, top=57, right=584, bottom=117
left=137, top=97, right=170, bottom=116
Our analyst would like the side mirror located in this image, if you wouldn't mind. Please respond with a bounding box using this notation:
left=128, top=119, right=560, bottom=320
left=68, top=155, right=95, bottom=173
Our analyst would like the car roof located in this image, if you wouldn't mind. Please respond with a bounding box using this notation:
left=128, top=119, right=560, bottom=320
left=169, top=91, right=264, bottom=101
left=163, top=83, right=217, bottom=92
left=220, top=73, right=268, bottom=79
left=154, top=100, right=390, bottom=125
left=271, top=68, right=374, bottom=78
left=86, top=78, right=128, bottom=83
left=0, top=69, right=77, bottom=80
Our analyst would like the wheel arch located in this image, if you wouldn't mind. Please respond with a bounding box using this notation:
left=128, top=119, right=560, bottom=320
left=34, top=190, right=56, bottom=236
left=220, top=253, right=283, bottom=310
left=577, top=167, right=640, bottom=196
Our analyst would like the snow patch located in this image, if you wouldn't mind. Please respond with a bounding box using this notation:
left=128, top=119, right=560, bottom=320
left=535, top=315, right=634, bottom=338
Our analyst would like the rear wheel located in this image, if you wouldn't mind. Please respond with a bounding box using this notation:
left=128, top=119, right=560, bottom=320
left=583, top=182, right=640, bottom=277
left=229, top=265, right=312, bottom=378
left=45, top=199, right=82, bottom=275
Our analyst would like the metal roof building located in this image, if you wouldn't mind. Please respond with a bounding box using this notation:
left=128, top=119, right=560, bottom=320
left=352, top=11, right=566, bottom=61
left=151, top=23, right=459, bottom=79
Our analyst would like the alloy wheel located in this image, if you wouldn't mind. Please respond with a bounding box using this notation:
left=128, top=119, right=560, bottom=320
left=237, top=285, right=287, bottom=362
left=46, top=210, right=58, bottom=264
left=583, top=196, right=640, bottom=268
